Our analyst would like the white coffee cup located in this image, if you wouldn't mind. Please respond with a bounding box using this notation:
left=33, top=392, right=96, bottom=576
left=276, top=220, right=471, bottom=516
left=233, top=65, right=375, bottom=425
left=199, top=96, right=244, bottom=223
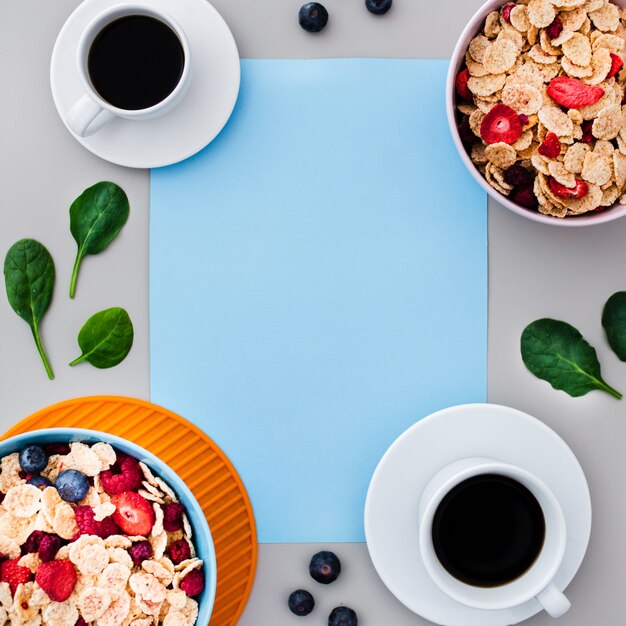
left=418, top=458, right=570, bottom=619
left=66, top=4, right=191, bottom=137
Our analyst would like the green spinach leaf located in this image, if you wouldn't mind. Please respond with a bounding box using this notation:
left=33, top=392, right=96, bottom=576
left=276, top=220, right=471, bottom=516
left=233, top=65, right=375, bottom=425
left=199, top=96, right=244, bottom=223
left=70, top=307, right=133, bottom=368
left=521, top=318, right=621, bottom=399
left=602, top=292, right=626, bottom=361
left=4, top=239, right=55, bottom=379
left=69, top=181, right=130, bottom=298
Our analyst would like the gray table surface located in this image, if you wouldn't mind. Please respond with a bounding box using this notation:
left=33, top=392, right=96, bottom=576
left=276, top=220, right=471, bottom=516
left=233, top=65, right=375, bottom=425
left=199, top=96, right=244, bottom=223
left=1, top=0, right=625, bottom=624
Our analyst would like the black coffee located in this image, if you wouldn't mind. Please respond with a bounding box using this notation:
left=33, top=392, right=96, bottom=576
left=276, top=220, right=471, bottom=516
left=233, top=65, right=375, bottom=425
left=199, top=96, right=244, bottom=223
left=88, top=15, right=184, bottom=111
left=432, top=474, right=545, bottom=587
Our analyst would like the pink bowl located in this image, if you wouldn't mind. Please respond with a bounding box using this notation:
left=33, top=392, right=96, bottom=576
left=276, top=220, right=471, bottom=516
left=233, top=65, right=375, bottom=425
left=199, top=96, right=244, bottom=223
left=446, top=0, right=626, bottom=227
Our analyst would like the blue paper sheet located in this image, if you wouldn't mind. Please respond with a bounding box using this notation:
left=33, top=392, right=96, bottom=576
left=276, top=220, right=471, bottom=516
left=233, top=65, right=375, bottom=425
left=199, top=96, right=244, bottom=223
left=150, top=59, right=487, bottom=543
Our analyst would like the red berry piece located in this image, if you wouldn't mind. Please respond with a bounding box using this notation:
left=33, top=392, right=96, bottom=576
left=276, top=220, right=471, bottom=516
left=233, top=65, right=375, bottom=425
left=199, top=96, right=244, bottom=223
left=38, top=534, right=62, bottom=562
left=74, top=506, right=121, bottom=539
left=128, top=540, right=153, bottom=566
left=458, top=117, right=475, bottom=146
left=44, top=443, right=71, bottom=456
left=580, top=120, right=594, bottom=143
left=111, top=492, right=155, bottom=536
left=22, top=530, right=47, bottom=554
left=549, top=176, right=589, bottom=200
left=480, top=104, right=523, bottom=144
left=168, top=539, right=192, bottom=565
left=180, top=568, right=205, bottom=597
left=162, top=502, right=185, bottom=532
left=502, top=3, right=514, bottom=23
left=547, top=77, right=605, bottom=109
left=101, top=455, right=143, bottom=494
left=1, top=559, right=32, bottom=594
left=608, top=53, right=624, bottom=79
left=75, top=619, right=89, bottom=626
left=518, top=113, right=529, bottom=126
left=538, top=132, right=561, bottom=158
left=35, top=560, right=77, bottom=602
left=455, top=69, right=473, bottom=101
left=510, top=185, right=539, bottom=210
left=546, top=17, right=563, bottom=40
left=504, top=164, right=534, bottom=187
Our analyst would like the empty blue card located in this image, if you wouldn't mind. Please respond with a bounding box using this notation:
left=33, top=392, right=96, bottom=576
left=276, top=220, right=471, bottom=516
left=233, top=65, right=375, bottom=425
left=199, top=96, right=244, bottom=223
left=150, top=59, right=487, bottom=543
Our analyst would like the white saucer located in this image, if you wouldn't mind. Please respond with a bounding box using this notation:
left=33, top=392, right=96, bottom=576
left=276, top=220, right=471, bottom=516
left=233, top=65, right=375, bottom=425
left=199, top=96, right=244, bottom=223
left=364, top=404, right=591, bottom=626
left=50, top=0, right=240, bottom=168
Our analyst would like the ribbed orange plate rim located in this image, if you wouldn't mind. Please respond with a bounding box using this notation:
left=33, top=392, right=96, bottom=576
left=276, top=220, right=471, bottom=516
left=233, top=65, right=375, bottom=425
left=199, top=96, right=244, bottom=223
left=1, top=395, right=257, bottom=626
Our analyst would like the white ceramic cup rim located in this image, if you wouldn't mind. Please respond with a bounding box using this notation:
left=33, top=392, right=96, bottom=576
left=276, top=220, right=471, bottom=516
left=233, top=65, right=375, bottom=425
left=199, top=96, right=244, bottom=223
left=419, top=460, right=567, bottom=611
left=75, top=3, right=191, bottom=117
left=445, top=0, right=626, bottom=227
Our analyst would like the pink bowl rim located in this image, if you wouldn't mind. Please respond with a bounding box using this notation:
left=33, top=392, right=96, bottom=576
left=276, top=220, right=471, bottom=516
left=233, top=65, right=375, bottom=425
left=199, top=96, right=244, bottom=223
left=446, top=0, right=626, bottom=227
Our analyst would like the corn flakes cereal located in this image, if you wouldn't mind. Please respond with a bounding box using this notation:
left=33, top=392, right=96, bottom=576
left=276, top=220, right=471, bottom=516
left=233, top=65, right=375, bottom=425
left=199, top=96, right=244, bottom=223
left=78, top=586, right=112, bottom=622
left=582, top=150, right=613, bottom=184
left=42, top=601, right=79, bottom=626
left=528, top=0, right=557, bottom=28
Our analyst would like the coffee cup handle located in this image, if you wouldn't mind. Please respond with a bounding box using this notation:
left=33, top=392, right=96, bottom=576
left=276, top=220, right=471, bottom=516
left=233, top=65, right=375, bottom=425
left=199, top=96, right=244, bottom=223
left=66, top=94, right=115, bottom=138
left=536, top=583, right=571, bottom=619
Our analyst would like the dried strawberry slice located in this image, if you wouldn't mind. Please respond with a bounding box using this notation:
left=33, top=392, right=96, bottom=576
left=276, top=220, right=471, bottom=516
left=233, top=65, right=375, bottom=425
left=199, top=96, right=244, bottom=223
left=480, top=104, right=523, bottom=144
left=547, top=77, right=604, bottom=109
left=455, top=69, right=473, bottom=101
left=538, top=132, right=561, bottom=159
left=549, top=177, right=588, bottom=200
left=608, top=53, right=624, bottom=79
left=502, top=3, right=514, bottom=23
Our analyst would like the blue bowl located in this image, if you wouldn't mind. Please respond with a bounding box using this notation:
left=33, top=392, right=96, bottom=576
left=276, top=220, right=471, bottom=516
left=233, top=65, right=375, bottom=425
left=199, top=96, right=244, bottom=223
left=0, top=428, right=217, bottom=624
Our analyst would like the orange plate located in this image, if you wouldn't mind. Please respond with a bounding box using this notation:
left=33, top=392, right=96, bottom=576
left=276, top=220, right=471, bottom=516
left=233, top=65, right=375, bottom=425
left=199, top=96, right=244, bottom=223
left=1, top=395, right=257, bottom=626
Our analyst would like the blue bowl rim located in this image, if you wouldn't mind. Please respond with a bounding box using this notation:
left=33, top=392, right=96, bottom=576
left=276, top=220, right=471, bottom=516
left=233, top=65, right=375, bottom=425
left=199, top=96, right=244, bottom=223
left=0, top=427, right=217, bottom=622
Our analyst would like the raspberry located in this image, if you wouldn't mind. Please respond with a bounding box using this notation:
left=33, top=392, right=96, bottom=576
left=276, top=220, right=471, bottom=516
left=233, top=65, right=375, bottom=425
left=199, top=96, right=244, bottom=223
left=74, top=506, right=121, bottom=539
left=128, top=541, right=153, bottom=567
left=38, top=534, right=62, bottom=562
left=101, top=455, right=143, bottom=494
left=162, top=502, right=185, bottom=532
left=22, top=530, right=47, bottom=554
left=480, top=104, right=523, bottom=145
left=581, top=120, right=594, bottom=143
left=504, top=164, right=534, bottom=188
left=111, top=492, right=155, bottom=536
left=35, top=560, right=77, bottom=602
left=510, top=185, right=539, bottom=210
left=75, top=619, right=88, bottom=626
left=168, top=539, right=191, bottom=565
left=1, top=559, right=32, bottom=594
left=502, top=3, right=514, bottom=23
left=180, top=568, right=204, bottom=597
left=455, top=69, right=473, bottom=101
left=549, top=177, right=588, bottom=200
left=546, top=17, right=563, bottom=40
left=608, top=53, right=624, bottom=79
left=518, top=114, right=529, bottom=126
left=44, top=443, right=70, bottom=456
left=547, top=77, right=605, bottom=109
left=538, top=132, right=561, bottom=159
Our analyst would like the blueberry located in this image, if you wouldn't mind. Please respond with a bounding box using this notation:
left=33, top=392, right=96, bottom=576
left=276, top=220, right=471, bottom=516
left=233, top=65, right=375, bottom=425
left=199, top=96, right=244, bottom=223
left=27, top=475, right=53, bottom=491
left=19, top=445, right=48, bottom=474
left=365, top=0, right=393, bottom=15
left=299, top=2, right=329, bottom=33
left=288, top=589, right=315, bottom=616
left=309, top=551, right=341, bottom=584
left=328, top=606, right=358, bottom=626
left=55, top=470, right=89, bottom=503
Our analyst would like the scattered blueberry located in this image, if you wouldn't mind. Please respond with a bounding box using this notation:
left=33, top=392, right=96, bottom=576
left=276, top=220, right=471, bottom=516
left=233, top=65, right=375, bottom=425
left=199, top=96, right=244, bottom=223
left=288, top=589, right=315, bottom=616
left=365, top=0, right=392, bottom=15
left=19, top=446, right=48, bottom=474
left=328, top=606, right=358, bottom=626
left=55, top=469, right=89, bottom=503
left=27, top=475, right=53, bottom=491
left=299, top=2, right=329, bottom=33
left=309, top=551, right=341, bottom=584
